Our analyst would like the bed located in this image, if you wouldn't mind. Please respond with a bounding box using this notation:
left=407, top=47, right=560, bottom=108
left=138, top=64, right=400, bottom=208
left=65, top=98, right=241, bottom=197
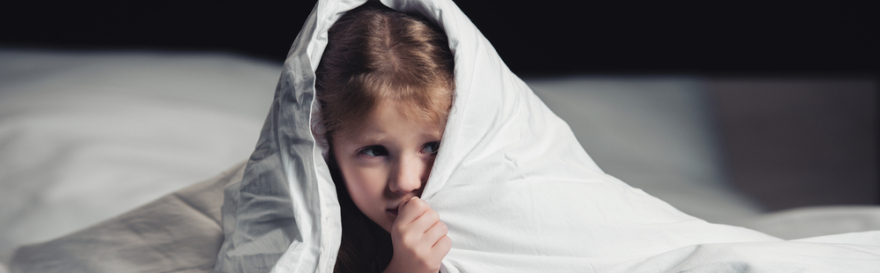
left=0, top=49, right=878, bottom=272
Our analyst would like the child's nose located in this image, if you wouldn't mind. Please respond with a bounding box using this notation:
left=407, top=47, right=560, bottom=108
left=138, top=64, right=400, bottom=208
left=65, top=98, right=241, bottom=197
left=390, top=156, right=425, bottom=193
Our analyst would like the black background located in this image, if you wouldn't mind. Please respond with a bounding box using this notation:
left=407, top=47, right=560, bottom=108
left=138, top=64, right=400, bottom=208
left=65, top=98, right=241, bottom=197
left=2, top=1, right=878, bottom=76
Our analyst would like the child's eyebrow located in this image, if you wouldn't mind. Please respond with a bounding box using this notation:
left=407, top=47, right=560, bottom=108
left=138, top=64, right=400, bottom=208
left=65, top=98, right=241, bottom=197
left=347, top=130, right=387, bottom=144
left=420, top=129, right=444, bottom=139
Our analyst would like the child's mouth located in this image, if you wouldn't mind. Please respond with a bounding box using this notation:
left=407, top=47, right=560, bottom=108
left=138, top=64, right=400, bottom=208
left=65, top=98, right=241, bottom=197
left=386, top=208, right=399, bottom=216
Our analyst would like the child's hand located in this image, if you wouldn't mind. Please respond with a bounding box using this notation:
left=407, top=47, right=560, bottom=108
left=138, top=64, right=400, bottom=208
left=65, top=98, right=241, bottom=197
left=384, top=197, right=451, bottom=273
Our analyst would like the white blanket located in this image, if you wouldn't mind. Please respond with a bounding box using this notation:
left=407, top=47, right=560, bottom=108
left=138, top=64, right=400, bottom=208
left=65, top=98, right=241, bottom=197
left=214, top=0, right=880, bottom=272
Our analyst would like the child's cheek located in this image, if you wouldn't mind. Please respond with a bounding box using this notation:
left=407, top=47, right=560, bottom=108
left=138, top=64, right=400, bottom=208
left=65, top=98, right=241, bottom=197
left=349, top=165, right=391, bottom=197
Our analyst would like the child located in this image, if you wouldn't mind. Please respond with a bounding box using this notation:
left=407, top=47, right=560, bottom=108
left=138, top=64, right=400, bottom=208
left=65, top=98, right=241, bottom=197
left=314, top=2, right=454, bottom=273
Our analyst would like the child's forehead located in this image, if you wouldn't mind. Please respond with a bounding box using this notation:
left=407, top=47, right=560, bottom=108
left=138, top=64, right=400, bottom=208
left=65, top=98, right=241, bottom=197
left=337, top=102, right=445, bottom=143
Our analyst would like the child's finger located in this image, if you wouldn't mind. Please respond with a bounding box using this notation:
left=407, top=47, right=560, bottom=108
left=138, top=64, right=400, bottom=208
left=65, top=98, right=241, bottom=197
left=410, top=207, right=440, bottom=234
left=395, top=197, right=429, bottom=227
left=432, top=235, right=452, bottom=257
left=423, top=220, right=448, bottom=245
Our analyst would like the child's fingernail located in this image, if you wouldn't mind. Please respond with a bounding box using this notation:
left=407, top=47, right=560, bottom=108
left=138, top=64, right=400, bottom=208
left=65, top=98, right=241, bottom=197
left=400, top=196, right=418, bottom=208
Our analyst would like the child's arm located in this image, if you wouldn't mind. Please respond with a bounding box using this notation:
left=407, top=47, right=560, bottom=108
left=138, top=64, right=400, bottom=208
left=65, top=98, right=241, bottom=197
left=383, top=197, right=451, bottom=273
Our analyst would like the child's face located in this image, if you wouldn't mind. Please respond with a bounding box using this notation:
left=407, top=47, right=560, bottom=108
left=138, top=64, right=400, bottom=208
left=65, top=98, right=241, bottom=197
left=332, top=100, right=444, bottom=232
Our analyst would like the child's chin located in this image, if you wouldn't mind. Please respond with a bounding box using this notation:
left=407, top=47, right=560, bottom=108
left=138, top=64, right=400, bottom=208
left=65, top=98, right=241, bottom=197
left=379, top=216, right=395, bottom=232
left=379, top=222, right=392, bottom=233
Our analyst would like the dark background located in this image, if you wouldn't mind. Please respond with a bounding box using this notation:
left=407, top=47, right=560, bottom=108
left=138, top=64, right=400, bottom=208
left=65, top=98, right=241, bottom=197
left=3, top=1, right=878, bottom=75
left=2, top=0, right=878, bottom=210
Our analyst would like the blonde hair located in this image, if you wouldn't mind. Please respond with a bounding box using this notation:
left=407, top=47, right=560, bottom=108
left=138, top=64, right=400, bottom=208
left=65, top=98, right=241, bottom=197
left=314, top=2, right=454, bottom=273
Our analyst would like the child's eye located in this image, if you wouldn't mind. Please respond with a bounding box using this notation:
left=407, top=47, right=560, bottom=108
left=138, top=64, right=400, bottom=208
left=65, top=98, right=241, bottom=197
left=421, top=142, right=440, bottom=154
left=359, top=145, right=388, bottom=157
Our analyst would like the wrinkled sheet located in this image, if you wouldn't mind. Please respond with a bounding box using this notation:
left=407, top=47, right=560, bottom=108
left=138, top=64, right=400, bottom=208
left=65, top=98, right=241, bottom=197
left=8, top=162, right=244, bottom=273
left=213, top=0, right=880, bottom=272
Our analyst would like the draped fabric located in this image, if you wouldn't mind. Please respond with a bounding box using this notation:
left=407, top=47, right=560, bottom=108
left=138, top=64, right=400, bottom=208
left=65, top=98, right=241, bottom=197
left=215, top=0, right=880, bottom=272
